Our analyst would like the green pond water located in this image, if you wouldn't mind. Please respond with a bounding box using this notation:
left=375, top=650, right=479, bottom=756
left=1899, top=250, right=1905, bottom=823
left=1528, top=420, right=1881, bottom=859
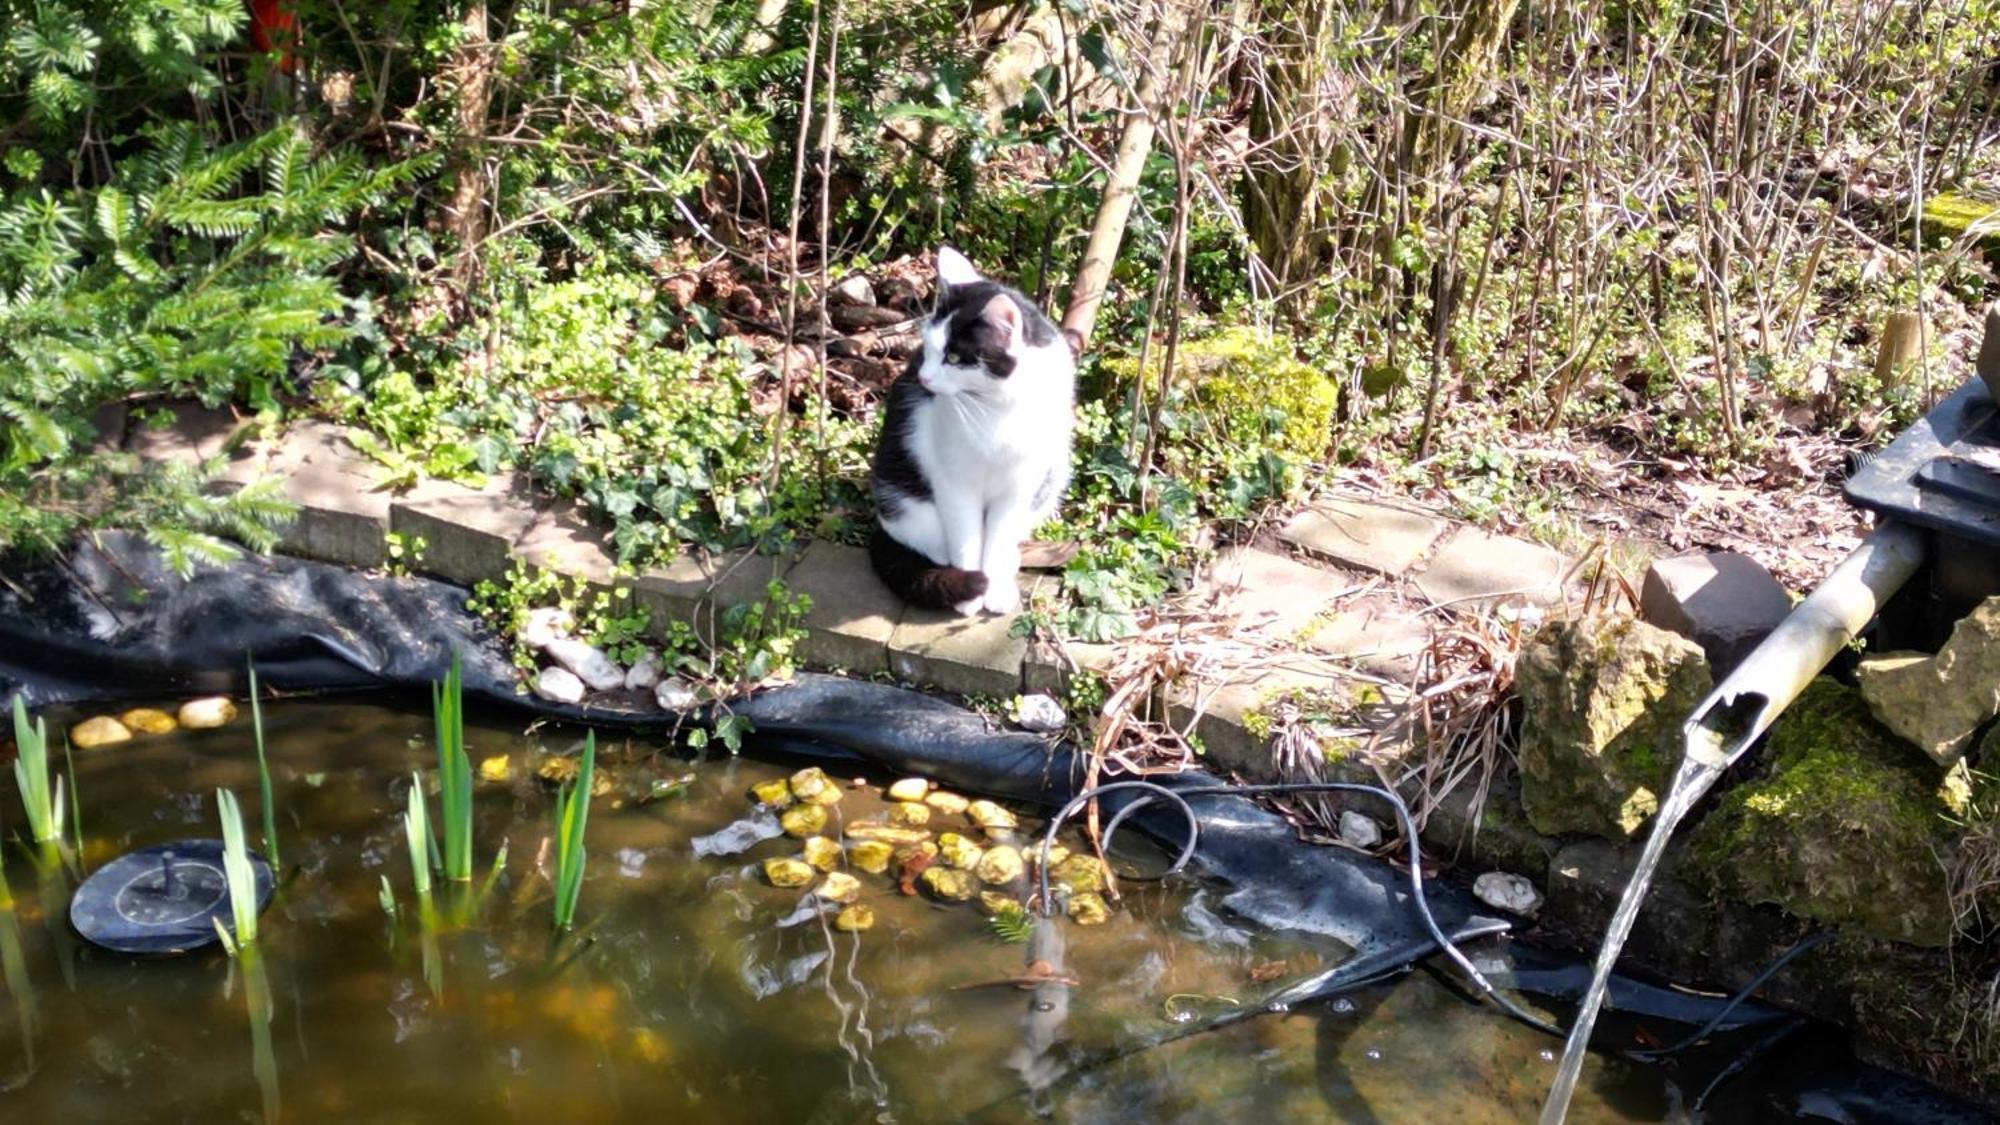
left=0, top=696, right=1709, bottom=1122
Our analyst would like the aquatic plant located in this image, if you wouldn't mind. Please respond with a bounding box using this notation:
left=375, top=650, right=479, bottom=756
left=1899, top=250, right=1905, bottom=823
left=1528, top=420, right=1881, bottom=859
left=247, top=662, right=281, bottom=871
left=988, top=901, right=1035, bottom=945
left=62, top=736, right=82, bottom=867
left=10, top=696, right=63, bottom=844
left=433, top=654, right=474, bottom=882
left=551, top=731, right=597, bottom=931
left=404, top=776, right=433, bottom=905
left=216, top=789, right=260, bottom=950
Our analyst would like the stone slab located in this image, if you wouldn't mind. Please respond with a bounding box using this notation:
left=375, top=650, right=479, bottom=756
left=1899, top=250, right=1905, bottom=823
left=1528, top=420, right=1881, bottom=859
left=1023, top=639, right=1118, bottom=697
left=1280, top=499, right=1449, bottom=577
left=1161, top=658, right=1382, bottom=780
left=1302, top=597, right=1432, bottom=679
left=261, top=420, right=396, bottom=569
left=633, top=553, right=716, bottom=640
left=390, top=474, right=543, bottom=587
left=1544, top=840, right=1713, bottom=986
left=126, top=400, right=245, bottom=465
left=785, top=539, right=904, bottom=674
left=1640, top=550, right=1793, bottom=677
left=514, top=501, right=623, bottom=590
left=886, top=583, right=1040, bottom=700
left=1202, top=547, right=1354, bottom=639
left=708, top=546, right=802, bottom=614
left=1412, top=528, right=1569, bottom=608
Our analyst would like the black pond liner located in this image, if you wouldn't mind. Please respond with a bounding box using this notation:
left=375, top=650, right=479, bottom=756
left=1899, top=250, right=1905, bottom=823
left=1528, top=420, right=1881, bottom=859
left=0, top=531, right=1986, bottom=1122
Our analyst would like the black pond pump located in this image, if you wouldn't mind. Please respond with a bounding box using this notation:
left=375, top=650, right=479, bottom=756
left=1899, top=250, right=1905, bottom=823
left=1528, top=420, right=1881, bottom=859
left=69, top=839, right=274, bottom=955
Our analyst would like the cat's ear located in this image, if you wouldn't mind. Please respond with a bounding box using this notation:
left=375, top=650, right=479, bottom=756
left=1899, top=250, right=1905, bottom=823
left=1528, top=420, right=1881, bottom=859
left=980, top=294, right=1021, bottom=341
left=935, top=246, right=981, bottom=289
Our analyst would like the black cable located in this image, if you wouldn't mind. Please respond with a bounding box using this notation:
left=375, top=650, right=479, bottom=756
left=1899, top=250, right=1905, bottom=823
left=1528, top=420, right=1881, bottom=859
left=1627, top=931, right=1835, bottom=1058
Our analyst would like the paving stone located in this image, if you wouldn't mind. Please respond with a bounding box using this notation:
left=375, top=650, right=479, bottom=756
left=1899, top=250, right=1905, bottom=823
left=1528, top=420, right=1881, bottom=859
left=1412, top=528, right=1569, bottom=608
left=1023, top=639, right=1118, bottom=696
left=1640, top=550, right=1793, bottom=676
left=515, top=501, right=624, bottom=590
left=1162, top=658, right=1378, bottom=780
left=708, top=546, right=802, bottom=613
left=886, top=582, right=1040, bottom=699
left=390, top=474, right=543, bottom=587
left=261, top=420, right=396, bottom=569
left=786, top=540, right=904, bottom=674
left=1280, top=499, right=1449, bottom=577
left=1202, top=546, right=1355, bottom=639
left=1302, top=597, right=1432, bottom=679
left=633, top=553, right=716, bottom=638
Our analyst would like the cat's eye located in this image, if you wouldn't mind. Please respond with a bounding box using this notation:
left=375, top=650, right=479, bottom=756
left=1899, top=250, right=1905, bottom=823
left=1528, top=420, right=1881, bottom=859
left=944, top=350, right=971, bottom=366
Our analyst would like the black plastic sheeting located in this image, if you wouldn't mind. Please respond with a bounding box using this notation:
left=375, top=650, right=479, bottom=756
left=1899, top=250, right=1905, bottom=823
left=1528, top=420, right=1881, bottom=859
left=1, top=533, right=1990, bottom=1122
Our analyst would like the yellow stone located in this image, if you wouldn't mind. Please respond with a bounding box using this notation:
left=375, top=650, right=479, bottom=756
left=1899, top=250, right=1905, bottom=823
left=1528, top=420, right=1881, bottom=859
left=538, top=756, right=578, bottom=784
left=779, top=804, right=828, bottom=838
left=849, top=841, right=894, bottom=874
left=816, top=871, right=863, bottom=904
left=888, top=801, right=931, bottom=827
left=887, top=778, right=930, bottom=802
left=979, top=891, right=1022, bottom=916
left=71, top=715, right=132, bottom=749
left=891, top=840, right=939, bottom=866
left=967, top=799, right=1018, bottom=831
left=801, top=836, right=842, bottom=872
left=845, top=823, right=930, bottom=846
left=177, top=696, right=238, bottom=729
left=1066, top=892, right=1111, bottom=925
left=763, top=858, right=815, bottom=888
left=478, top=754, right=513, bottom=784
left=920, top=866, right=977, bottom=902
left=938, top=833, right=984, bottom=871
left=924, top=791, right=970, bottom=815
left=1052, top=854, right=1106, bottom=894
left=629, top=1027, right=670, bottom=1064
left=976, top=845, right=1024, bottom=886
left=833, top=904, right=876, bottom=932
left=1028, top=842, right=1070, bottom=869
left=118, top=708, right=176, bottom=735
left=749, top=778, right=795, bottom=809
left=789, top=766, right=842, bottom=806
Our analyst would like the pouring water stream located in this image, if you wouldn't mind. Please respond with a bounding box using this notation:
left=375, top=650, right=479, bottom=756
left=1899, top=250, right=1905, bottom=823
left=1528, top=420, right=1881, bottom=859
left=1538, top=522, right=1926, bottom=1123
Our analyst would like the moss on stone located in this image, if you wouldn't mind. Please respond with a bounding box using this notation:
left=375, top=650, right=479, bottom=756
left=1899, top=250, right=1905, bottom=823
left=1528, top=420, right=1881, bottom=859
left=1922, top=192, right=2000, bottom=258
left=1101, top=326, right=1340, bottom=478
left=1516, top=615, right=1712, bottom=840
left=1688, top=679, right=1954, bottom=947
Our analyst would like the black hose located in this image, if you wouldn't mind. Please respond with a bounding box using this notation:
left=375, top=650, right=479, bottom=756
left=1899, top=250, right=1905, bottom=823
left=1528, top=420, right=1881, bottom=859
left=1627, top=931, right=1835, bottom=1058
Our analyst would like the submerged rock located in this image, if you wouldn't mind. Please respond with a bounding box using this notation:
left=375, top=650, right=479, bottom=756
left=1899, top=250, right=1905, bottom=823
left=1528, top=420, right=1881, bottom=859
left=849, top=841, right=894, bottom=874
left=478, top=754, right=513, bottom=784
left=789, top=767, right=842, bottom=807
left=833, top=904, right=876, bottom=932
left=801, top=836, right=842, bottom=872
left=815, top=872, right=862, bottom=904
left=1856, top=597, right=2000, bottom=766
left=763, top=858, right=815, bottom=888
left=749, top=778, right=794, bottom=809
left=1066, top=892, right=1111, bottom=925
left=1050, top=854, right=1106, bottom=895
left=1688, top=679, right=1955, bottom=947
left=887, top=778, right=930, bottom=802
left=888, top=801, right=931, bottom=827
left=117, top=708, right=177, bottom=735
left=921, top=866, right=978, bottom=902
left=976, top=845, right=1025, bottom=886
left=71, top=715, right=132, bottom=749
left=779, top=804, right=828, bottom=838
left=533, top=666, right=585, bottom=704
left=1472, top=872, right=1543, bottom=916
left=845, top=823, right=930, bottom=846
left=924, top=790, right=970, bottom=815
left=543, top=638, right=624, bottom=692
left=1515, top=615, right=1712, bottom=839
left=938, top=833, right=984, bottom=870
left=177, top=696, right=238, bottom=730
left=966, top=800, right=1019, bottom=832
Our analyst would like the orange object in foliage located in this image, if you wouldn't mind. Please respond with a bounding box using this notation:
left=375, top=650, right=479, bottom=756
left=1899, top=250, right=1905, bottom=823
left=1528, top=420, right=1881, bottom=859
left=248, top=0, right=299, bottom=73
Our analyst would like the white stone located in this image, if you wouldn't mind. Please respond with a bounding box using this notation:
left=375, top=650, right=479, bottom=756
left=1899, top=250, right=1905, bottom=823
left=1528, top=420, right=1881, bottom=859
left=1338, top=811, right=1383, bottom=850
left=532, top=666, right=585, bottom=704
left=1473, top=871, right=1543, bottom=916
left=829, top=275, right=876, bottom=306
left=542, top=637, right=624, bottom=692
left=1010, top=693, right=1065, bottom=733
left=655, top=677, right=699, bottom=711
left=178, top=696, right=238, bottom=729
left=518, top=606, right=575, bottom=650
left=624, top=650, right=662, bottom=691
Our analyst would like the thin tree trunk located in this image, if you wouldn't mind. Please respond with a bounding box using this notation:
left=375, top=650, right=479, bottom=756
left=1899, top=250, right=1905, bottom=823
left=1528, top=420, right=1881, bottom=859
left=1061, top=52, right=1166, bottom=348
left=446, top=1, right=495, bottom=291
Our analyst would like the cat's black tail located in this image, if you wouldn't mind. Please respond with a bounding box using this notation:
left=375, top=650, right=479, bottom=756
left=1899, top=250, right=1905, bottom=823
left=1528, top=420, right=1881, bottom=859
left=869, top=527, right=988, bottom=610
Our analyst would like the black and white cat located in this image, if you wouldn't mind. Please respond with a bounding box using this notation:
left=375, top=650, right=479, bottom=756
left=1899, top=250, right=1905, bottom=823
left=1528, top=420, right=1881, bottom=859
left=870, top=247, right=1076, bottom=615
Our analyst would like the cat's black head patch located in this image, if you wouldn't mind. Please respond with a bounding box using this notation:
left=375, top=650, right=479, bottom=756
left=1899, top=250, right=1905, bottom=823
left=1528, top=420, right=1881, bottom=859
left=935, top=280, right=1059, bottom=379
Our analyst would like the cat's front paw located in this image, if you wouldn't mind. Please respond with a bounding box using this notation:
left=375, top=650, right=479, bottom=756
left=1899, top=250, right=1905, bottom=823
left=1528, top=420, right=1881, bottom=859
left=953, top=595, right=986, bottom=617
left=981, top=581, right=1022, bottom=615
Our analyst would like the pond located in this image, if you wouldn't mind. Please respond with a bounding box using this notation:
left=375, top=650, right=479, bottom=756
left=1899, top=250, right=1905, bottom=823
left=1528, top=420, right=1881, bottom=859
left=0, top=696, right=1898, bottom=1122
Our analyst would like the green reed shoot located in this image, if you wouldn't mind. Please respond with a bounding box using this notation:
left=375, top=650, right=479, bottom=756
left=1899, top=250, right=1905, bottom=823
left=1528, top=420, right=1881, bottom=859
left=216, top=789, right=260, bottom=950
left=432, top=653, right=473, bottom=882
left=63, top=735, right=83, bottom=870
left=247, top=662, right=281, bottom=870
left=404, top=775, right=433, bottom=906
left=10, top=696, right=62, bottom=844
left=551, top=731, right=596, bottom=932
